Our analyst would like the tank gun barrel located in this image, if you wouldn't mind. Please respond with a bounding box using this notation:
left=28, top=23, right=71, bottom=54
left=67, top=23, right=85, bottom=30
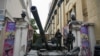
left=30, top=6, right=48, bottom=49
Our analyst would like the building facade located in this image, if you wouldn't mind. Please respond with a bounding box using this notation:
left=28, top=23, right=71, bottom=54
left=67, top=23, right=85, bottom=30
left=45, top=0, right=100, bottom=56
left=0, top=0, right=32, bottom=56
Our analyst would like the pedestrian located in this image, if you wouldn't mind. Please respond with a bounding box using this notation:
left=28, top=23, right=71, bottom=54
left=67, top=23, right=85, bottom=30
left=55, top=29, right=62, bottom=50
left=66, top=30, right=75, bottom=52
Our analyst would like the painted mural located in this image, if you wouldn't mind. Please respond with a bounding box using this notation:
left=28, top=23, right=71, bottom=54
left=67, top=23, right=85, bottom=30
left=3, top=22, right=16, bottom=56
left=6, top=22, right=16, bottom=32
left=80, top=26, right=91, bottom=56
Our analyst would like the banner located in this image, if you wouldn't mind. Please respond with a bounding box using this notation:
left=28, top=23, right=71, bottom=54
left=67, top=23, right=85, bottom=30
left=63, top=26, right=68, bottom=38
left=63, top=26, right=68, bottom=46
left=3, top=22, right=16, bottom=56
left=6, top=22, right=16, bottom=32
left=80, top=26, right=91, bottom=56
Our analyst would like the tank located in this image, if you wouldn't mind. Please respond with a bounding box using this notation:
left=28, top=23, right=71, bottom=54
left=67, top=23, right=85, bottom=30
left=30, top=6, right=48, bottom=49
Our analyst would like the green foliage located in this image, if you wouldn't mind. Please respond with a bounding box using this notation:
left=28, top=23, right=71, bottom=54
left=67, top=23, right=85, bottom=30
left=33, top=34, right=39, bottom=43
left=30, top=19, right=39, bottom=44
left=30, top=19, right=38, bottom=30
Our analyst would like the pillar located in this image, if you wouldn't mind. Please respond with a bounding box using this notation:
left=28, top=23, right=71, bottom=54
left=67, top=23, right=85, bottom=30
left=77, top=30, right=81, bottom=56
left=88, top=24, right=95, bottom=56
left=20, top=28, right=28, bottom=56
left=14, top=28, right=21, bottom=56
left=72, top=30, right=77, bottom=47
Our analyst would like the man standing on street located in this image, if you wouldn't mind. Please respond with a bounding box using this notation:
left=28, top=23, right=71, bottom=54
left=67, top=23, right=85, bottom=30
left=55, top=29, right=62, bottom=50
left=66, top=30, right=75, bottom=51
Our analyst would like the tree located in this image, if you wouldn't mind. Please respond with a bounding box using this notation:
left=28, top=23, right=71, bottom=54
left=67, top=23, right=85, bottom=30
left=30, top=19, right=39, bottom=43
left=30, top=19, right=38, bottom=31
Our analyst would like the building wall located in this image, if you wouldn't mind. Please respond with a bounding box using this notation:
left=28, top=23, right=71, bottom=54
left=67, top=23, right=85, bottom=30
left=45, top=0, right=100, bottom=46
left=6, top=0, right=23, bottom=18
left=6, top=0, right=31, bottom=23
left=65, top=0, right=83, bottom=22
left=86, top=0, right=100, bottom=42
left=44, top=0, right=100, bottom=56
left=45, top=0, right=65, bottom=39
left=0, top=0, right=31, bottom=56
left=0, top=30, right=4, bottom=56
left=64, top=0, right=83, bottom=48
left=0, top=0, right=6, bottom=55
left=0, top=0, right=6, bottom=9
left=64, top=0, right=100, bottom=44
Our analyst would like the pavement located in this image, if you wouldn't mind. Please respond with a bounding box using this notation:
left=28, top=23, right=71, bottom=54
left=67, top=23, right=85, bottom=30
left=26, top=47, right=80, bottom=56
left=27, top=50, right=38, bottom=56
left=27, top=50, right=68, bottom=56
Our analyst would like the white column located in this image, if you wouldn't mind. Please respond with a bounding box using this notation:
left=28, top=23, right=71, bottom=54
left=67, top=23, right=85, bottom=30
left=0, top=28, right=4, bottom=56
left=77, top=31, right=81, bottom=47
left=61, top=2, right=64, bottom=30
left=14, top=28, right=21, bottom=56
left=20, top=28, right=28, bottom=56
left=88, top=25, right=95, bottom=56
left=72, top=30, right=77, bottom=47
left=59, top=7, right=61, bottom=29
left=19, top=28, right=24, bottom=56
left=61, top=2, right=64, bottom=46
left=77, top=30, right=81, bottom=56
left=54, top=15, right=56, bottom=33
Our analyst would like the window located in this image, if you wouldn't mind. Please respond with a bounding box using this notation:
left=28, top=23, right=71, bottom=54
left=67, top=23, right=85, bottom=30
left=71, top=6, right=76, bottom=21
left=0, top=15, right=4, bottom=21
left=0, top=10, right=3, bottom=14
left=64, top=13, right=68, bottom=26
left=82, top=0, right=88, bottom=21
left=52, top=16, right=55, bottom=29
left=54, top=10, right=57, bottom=14
left=73, top=6, right=76, bottom=16
left=67, top=5, right=76, bottom=23
left=52, top=16, right=54, bottom=20
left=57, top=8, right=59, bottom=25
left=68, top=10, right=71, bottom=20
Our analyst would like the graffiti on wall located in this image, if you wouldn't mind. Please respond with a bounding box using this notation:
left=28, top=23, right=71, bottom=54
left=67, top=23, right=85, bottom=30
left=6, top=22, right=16, bottom=32
left=80, top=26, right=91, bottom=56
left=3, top=22, right=16, bottom=56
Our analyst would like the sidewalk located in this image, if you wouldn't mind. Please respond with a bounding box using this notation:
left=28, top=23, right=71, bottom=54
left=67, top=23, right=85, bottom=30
left=27, top=50, right=68, bottom=56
